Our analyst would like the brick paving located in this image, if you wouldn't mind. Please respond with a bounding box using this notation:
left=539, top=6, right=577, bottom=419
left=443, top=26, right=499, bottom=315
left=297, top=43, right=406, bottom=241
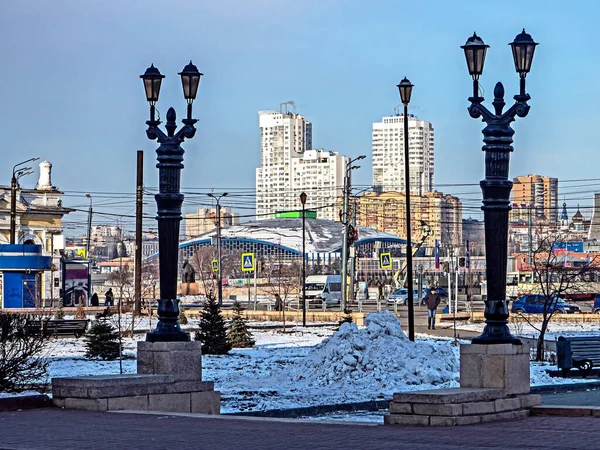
left=0, top=409, right=598, bottom=449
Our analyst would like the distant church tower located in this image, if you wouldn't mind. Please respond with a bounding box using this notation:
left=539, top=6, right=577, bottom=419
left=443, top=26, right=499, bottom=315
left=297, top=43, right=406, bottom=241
left=560, top=201, right=569, bottom=230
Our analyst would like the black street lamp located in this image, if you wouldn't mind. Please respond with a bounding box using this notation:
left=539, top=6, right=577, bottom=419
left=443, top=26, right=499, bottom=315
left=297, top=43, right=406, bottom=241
left=461, top=30, right=537, bottom=344
left=300, top=192, right=307, bottom=326
left=397, top=77, right=416, bottom=342
left=341, top=155, right=365, bottom=311
left=208, top=192, right=228, bottom=306
left=141, top=61, right=203, bottom=342
left=10, top=157, right=39, bottom=244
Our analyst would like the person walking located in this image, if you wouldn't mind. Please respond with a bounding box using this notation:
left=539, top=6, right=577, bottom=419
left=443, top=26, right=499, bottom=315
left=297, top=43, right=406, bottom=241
left=90, top=292, right=99, bottom=307
left=104, top=288, right=114, bottom=307
left=423, top=287, right=441, bottom=330
left=377, top=282, right=384, bottom=301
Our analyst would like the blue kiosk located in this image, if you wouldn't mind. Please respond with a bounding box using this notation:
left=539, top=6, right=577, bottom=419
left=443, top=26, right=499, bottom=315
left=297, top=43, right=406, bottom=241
left=0, top=244, right=51, bottom=308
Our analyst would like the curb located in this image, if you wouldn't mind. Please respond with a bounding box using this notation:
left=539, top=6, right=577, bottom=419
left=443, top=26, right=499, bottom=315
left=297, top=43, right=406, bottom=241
left=227, top=399, right=390, bottom=418
left=0, top=395, right=52, bottom=412
left=531, top=381, right=600, bottom=395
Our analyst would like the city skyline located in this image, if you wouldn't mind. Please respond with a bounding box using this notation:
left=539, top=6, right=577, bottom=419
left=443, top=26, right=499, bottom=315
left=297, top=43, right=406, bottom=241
left=3, top=0, right=600, bottom=233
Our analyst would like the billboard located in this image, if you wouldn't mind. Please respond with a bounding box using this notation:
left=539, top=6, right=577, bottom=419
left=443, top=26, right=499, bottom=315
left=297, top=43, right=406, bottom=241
left=62, top=260, right=91, bottom=306
left=552, top=242, right=584, bottom=253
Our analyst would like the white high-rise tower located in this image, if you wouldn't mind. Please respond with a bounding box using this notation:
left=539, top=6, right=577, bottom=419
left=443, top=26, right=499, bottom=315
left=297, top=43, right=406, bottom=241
left=372, top=113, right=434, bottom=194
left=256, top=110, right=312, bottom=218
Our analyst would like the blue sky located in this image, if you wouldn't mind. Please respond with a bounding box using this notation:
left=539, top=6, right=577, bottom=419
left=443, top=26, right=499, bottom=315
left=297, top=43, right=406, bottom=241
left=1, top=0, right=599, bottom=231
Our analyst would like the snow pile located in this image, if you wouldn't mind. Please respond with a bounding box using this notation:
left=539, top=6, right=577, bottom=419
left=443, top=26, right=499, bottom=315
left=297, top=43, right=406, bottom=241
left=290, top=310, right=459, bottom=394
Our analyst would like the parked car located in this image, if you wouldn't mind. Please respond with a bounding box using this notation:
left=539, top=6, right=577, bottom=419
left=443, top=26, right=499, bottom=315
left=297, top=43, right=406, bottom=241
left=387, top=289, right=419, bottom=306
left=593, top=294, right=600, bottom=313
left=510, top=294, right=580, bottom=314
left=422, top=287, right=448, bottom=298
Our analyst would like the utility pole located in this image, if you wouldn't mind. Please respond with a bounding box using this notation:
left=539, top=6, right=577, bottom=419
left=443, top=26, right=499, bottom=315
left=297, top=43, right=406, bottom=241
left=340, top=167, right=350, bottom=311
left=10, top=157, right=39, bottom=244
left=208, top=192, right=228, bottom=306
left=340, top=156, right=365, bottom=311
left=134, top=150, right=144, bottom=313
left=348, top=197, right=357, bottom=305
left=85, top=194, right=93, bottom=259
left=9, top=175, right=17, bottom=244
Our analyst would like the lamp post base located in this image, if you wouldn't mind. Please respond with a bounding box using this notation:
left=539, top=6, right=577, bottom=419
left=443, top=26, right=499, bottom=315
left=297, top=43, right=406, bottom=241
left=471, top=299, right=522, bottom=345
left=146, top=299, right=190, bottom=342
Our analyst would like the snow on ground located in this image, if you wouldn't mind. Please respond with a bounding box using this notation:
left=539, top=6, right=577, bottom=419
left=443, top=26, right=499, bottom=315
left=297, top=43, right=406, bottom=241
left=11, top=311, right=598, bottom=413
left=439, top=319, right=600, bottom=341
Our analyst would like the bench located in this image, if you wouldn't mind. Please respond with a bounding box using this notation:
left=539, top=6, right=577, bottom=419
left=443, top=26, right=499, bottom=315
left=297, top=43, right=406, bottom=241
left=556, top=336, right=600, bottom=377
left=26, top=319, right=89, bottom=338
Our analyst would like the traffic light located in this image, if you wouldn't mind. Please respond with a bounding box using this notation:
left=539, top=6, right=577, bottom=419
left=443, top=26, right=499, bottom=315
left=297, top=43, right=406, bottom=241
left=459, top=257, right=466, bottom=267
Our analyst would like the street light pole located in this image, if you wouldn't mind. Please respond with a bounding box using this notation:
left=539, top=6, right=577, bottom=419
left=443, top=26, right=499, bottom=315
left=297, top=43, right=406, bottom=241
left=208, top=192, right=228, bottom=306
left=398, top=77, right=416, bottom=341
left=10, top=157, right=39, bottom=244
left=461, top=30, right=538, bottom=344
left=141, top=61, right=203, bottom=342
left=340, top=155, right=365, bottom=311
left=85, top=194, right=93, bottom=259
left=300, top=192, right=307, bottom=326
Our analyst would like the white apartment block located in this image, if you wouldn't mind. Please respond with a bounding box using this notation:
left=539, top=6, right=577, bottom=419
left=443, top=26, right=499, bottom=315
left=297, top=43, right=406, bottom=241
left=256, top=110, right=312, bottom=218
left=291, top=150, right=348, bottom=221
left=372, top=113, right=434, bottom=195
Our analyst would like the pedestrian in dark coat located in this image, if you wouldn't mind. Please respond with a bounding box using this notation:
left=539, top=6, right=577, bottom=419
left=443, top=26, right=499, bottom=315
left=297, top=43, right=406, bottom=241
left=90, top=292, right=99, bottom=307
left=105, top=288, right=114, bottom=306
left=422, top=288, right=441, bottom=329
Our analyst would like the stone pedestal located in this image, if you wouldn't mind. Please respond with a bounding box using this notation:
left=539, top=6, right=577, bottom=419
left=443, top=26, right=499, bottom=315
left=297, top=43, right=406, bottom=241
left=138, top=341, right=202, bottom=382
left=52, top=341, right=219, bottom=415
left=180, top=282, right=199, bottom=296
left=460, top=343, right=530, bottom=395
left=386, top=343, right=537, bottom=426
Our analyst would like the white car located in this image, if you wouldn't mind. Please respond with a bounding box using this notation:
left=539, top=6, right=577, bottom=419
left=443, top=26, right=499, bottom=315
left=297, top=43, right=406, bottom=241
left=387, top=288, right=419, bottom=306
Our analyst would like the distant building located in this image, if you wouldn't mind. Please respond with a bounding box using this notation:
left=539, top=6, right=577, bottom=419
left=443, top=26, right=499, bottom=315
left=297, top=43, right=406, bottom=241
left=372, top=113, right=434, bottom=195
left=0, top=161, right=72, bottom=304
left=255, top=109, right=312, bottom=219
left=290, top=149, right=347, bottom=221
left=185, top=206, right=239, bottom=239
left=355, top=191, right=462, bottom=249
left=511, top=174, right=558, bottom=225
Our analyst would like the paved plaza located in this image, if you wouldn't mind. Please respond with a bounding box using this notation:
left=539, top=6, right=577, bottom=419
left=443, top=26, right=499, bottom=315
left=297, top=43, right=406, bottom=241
left=0, top=408, right=599, bottom=450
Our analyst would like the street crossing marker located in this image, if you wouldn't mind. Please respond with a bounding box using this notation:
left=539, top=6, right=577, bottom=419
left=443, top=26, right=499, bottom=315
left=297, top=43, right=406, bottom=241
left=211, top=259, right=219, bottom=273
left=380, top=252, right=392, bottom=269
left=241, top=252, right=255, bottom=272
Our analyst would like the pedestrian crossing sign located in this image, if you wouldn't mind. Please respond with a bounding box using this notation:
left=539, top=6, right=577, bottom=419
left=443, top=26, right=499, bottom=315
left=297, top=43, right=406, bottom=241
left=241, top=253, right=255, bottom=272
left=211, top=260, right=219, bottom=273
left=380, top=252, right=392, bottom=269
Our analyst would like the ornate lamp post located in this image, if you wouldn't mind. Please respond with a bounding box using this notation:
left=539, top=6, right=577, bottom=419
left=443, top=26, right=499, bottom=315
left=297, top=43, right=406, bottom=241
left=141, top=61, right=203, bottom=342
left=461, top=30, right=538, bottom=344
left=397, top=77, right=416, bottom=342
left=300, top=192, right=307, bottom=326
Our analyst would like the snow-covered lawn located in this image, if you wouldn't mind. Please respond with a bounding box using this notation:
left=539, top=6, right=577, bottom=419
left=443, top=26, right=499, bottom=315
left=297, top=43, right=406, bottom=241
left=13, top=311, right=598, bottom=413
left=439, top=319, right=600, bottom=341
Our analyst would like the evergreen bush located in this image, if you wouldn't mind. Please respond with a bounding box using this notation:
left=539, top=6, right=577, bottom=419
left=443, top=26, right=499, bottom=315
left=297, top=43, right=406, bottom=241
left=85, top=318, right=121, bottom=360
left=194, top=294, right=231, bottom=355
left=227, top=301, right=255, bottom=348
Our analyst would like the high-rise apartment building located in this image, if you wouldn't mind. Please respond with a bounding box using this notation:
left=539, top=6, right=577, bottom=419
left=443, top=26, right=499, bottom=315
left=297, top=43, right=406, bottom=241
left=256, top=110, right=312, bottom=218
left=372, top=113, right=434, bottom=194
left=290, top=150, right=347, bottom=221
left=511, top=174, right=558, bottom=225
left=356, top=191, right=462, bottom=248
left=185, top=207, right=239, bottom=239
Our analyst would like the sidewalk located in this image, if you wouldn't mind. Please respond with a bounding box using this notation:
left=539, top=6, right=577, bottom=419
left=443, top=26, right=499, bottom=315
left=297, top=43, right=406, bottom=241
left=0, top=408, right=598, bottom=450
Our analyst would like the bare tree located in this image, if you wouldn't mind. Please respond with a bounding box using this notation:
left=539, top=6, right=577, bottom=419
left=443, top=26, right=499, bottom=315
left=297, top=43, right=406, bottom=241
left=262, top=257, right=301, bottom=331
left=521, top=232, right=598, bottom=361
